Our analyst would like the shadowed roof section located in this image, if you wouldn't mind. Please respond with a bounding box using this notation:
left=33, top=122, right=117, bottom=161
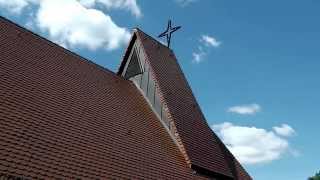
left=0, top=17, right=212, bottom=179
left=118, top=29, right=252, bottom=179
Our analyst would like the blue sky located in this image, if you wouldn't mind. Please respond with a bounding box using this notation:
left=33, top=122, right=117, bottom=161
left=1, top=0, right=319, bottom=179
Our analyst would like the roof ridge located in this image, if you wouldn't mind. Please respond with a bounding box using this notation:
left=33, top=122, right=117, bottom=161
left=134, top=28, right=173, bottom=51
left=117, top=28, right=175, bottom=75
left=0, top=15, right=118, bottom=77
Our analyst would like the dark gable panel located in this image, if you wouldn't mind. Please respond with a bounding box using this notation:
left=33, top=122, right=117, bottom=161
left=124, top=49, right=142, bottom=79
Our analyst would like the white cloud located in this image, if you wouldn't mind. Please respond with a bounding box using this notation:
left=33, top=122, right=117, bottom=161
left=36, top=0, right=131, bottom=50
left=175, top=0, right=197, bottom=7
left=0, top=0, right=141, bottom=17
left=212, top=122, right=296, bottom=165
left=273, top=124, right=295, bottom=137
left=192, top=46, right=206, bottom=63
left=79, top=0, right=142, bottom=18
left=227, top=103, right=261, bottom=115
left=0, top=0, right=31, bottom=14
left=201, top=35, right=221, bottom=47
left=0, top=0, right=137, bottom=51
left=191, top=34, right=221, bottom=64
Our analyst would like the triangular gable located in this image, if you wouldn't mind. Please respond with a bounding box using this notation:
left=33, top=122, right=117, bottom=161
left=118, top=29, right=252, bottom=180
left=118, top=29, right=180, bottom=151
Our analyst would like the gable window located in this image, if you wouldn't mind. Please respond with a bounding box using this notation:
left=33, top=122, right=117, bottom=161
left=121, top=43, right=173, bottom=136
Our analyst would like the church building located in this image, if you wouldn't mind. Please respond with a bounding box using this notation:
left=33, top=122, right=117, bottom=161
left=0, top=16, right=252, bottom=179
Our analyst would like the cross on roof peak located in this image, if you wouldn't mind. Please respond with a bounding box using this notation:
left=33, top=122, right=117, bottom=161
left=158, top=20, right=181, bottom=48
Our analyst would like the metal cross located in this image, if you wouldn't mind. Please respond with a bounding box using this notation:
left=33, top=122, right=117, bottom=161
left=158, top=20, right=181, bottom=48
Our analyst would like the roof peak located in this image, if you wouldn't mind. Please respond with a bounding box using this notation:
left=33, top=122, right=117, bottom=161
left=118, top=27, right=174, bottom=75
left=133, top=28, right=172, bottom=50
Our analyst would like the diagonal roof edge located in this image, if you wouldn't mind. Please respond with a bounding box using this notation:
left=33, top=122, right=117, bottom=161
left=117, top=28, right=171, bottom=75
left=117, top=29, right=137, bottom=75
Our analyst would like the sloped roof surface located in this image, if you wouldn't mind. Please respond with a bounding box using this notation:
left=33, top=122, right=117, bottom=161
left=118, top=29, right=251, bottom=180
left=0, top=17, right=212, bottom=179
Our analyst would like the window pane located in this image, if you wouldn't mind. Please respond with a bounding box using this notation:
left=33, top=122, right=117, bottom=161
left=138, top=45, right=145, bottom=68
left=147, top=75, right=155, bottom=105
left=154, top=92, right=161, bottom=116
left=141, top=65, right=149, bottom=94
left=162, top=106, right=170, bottom=128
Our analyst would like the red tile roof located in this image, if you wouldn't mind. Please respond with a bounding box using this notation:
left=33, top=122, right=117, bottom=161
left=0, top=15, right=251, bottom=180
left=118, top=29, right=252, bottom=180
left=0, top=17, right=208, bottom=180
